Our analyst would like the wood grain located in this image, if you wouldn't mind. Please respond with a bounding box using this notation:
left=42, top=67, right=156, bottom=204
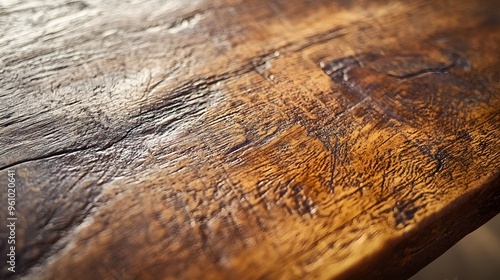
left=0, top=0, right=499, bottom=279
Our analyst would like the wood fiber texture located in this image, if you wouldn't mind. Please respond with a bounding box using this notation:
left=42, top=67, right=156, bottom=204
left=0, top=0, right=499, bottom=279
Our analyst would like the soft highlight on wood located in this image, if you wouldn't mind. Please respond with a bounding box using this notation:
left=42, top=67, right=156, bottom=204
left=0, top=0, right=499, bottom=279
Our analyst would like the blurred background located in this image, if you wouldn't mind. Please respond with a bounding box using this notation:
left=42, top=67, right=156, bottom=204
left=411, top=214, right=500, bottom=280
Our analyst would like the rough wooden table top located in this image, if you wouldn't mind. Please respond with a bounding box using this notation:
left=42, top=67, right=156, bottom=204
left=1, top=0, right=499, bottom=279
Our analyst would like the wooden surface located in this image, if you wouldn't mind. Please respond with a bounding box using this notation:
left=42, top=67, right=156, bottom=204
left=1, top=0, right=499, bottom=279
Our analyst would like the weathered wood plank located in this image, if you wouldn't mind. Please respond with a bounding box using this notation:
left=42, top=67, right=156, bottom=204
left=0, top=0, right=499, bottom=279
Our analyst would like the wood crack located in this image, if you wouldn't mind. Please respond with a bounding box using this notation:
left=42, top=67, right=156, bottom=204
left=384, top=60, right=457, bottom=80
left=0, top=145, right=97, bottom=172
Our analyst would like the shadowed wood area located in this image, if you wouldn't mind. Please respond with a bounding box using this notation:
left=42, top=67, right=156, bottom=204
left=0, top=0, right=499, bottom=279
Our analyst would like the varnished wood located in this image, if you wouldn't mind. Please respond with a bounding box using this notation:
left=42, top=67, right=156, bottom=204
left=0, top=0, right=499, bottom=279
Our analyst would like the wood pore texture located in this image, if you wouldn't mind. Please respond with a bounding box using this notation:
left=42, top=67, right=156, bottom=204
left=0, top=0, right=499, bottom=279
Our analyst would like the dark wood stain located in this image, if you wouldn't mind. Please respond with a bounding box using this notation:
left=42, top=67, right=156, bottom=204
left=0, top=0, right=499, bottom=279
